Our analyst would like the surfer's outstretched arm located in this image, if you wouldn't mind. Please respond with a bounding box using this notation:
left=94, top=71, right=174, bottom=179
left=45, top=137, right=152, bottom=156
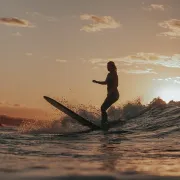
left=92, top=80, right=107, bottom=85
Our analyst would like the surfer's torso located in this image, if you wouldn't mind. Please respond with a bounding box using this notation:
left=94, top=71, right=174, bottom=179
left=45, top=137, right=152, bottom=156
left=106, top=71, right=119, bottom=95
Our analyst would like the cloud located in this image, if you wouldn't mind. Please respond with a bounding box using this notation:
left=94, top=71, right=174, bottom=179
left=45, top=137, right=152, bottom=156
left=89, top=58, right=106, bottom=64
left=80, top=14, right=121, bottom=32
left=143, top=4, right=165, bottom=11
left=158, top=19, right=180, bottom=38
left=26, top=12, right=59, bottom=22
left=0, top=17, right=34, bottom=27
left=13, top=104, right=21, bottom=107
left=56, top=59, right=67, bottom=63
left=120, top=69, right=157, bottom=74
left=12, top=32, right=22, bottom=37
left=0, top=105, right=51, bottom=120
left=0, top=101, right=8, bottom=106
left=92, top=66, right=99, bottom=70
left=88, top=53, right=180, bottom=74
left=153, top=77, right=180, bottom=84
left=150, top=4, right=165, bottom=11
left=174, top=80, right=180, bottom=84
left=115, top=53, right=180, bottom=69
left=26, top=53, right=33, bottom=56
left=0, top=101, right=25, bottom=107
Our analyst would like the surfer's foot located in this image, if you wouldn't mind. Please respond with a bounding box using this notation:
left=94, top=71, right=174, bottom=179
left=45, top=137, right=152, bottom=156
left=101, top=122, right=109, bottom=131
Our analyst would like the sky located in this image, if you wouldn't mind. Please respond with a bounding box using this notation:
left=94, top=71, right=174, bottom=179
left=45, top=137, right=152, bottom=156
left=0, top=0, right=180, bottom=118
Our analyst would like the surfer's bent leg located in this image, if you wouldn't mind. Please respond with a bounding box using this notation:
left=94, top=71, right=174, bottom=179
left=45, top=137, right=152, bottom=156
left=101, top=92, right=119, bottom=129
left=101, top=98, right=109, bottom=124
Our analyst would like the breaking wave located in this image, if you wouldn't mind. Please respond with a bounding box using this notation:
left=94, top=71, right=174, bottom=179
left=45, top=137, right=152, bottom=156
left=1, top=97, right=180, bottom=136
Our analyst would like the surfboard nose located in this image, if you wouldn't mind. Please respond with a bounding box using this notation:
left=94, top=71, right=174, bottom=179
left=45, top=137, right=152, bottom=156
left=43, top=96, right=49, bottom=100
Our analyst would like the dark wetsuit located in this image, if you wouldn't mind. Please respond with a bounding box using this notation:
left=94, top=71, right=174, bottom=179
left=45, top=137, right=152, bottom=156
left=101, top=71, right=119, bottom=127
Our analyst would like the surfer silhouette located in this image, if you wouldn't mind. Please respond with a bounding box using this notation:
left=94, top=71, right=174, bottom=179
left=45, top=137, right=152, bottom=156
left=92, top=61, right=119, bottom=130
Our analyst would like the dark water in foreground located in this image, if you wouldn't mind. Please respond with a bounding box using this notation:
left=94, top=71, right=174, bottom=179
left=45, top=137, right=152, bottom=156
left=0, top=104, right=180, bottom=180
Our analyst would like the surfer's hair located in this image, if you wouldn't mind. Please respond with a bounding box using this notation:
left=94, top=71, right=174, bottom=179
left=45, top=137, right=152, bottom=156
left=108, top=61, right=117, bottom=71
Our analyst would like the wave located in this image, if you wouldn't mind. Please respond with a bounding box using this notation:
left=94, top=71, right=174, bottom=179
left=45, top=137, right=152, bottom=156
left=1, top=97, right=180, bottom=135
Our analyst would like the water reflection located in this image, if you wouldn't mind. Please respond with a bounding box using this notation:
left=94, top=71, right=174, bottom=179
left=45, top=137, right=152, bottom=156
left=99, top=135, right=122, bottom=172
left=97, top=134, right=180, bottom=176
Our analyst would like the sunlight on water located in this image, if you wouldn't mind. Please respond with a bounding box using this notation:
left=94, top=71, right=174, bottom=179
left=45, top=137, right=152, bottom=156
left=0, top=97, right=180, bottom=179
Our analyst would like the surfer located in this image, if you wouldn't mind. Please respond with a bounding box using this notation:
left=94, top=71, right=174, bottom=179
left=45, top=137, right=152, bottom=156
left=92, top=61, right=119, bottom=130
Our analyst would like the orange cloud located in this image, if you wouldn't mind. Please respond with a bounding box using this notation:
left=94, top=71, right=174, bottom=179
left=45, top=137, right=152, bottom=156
left=0, top=17, right=34, bottom=27
left=80, top=14, right=121, bottom=32
left=159, top=19, right=180, bottom=38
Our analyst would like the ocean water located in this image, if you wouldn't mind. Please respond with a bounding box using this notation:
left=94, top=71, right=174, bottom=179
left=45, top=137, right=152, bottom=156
left=0, top=102, right=180, bottom=180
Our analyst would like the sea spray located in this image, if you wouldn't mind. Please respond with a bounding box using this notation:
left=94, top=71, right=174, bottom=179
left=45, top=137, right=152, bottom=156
left=3, top=97, right=180, bottom=136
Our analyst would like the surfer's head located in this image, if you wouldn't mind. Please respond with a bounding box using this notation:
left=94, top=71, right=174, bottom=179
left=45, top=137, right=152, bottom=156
left=107, top=61, right=117, bottom=72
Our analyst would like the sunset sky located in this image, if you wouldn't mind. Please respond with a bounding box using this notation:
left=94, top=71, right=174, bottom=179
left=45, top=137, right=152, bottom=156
left=0, top=0, right=180, bottom=118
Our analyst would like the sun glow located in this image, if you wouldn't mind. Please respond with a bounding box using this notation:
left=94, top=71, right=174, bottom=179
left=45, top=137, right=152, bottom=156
left=158, top=87, right=180, bottom=103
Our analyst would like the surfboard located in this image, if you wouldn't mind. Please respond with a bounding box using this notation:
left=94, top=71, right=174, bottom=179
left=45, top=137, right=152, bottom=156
left=44, top=96, right=100, bottom=130
left=43, top=96, right=123, bottom=130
